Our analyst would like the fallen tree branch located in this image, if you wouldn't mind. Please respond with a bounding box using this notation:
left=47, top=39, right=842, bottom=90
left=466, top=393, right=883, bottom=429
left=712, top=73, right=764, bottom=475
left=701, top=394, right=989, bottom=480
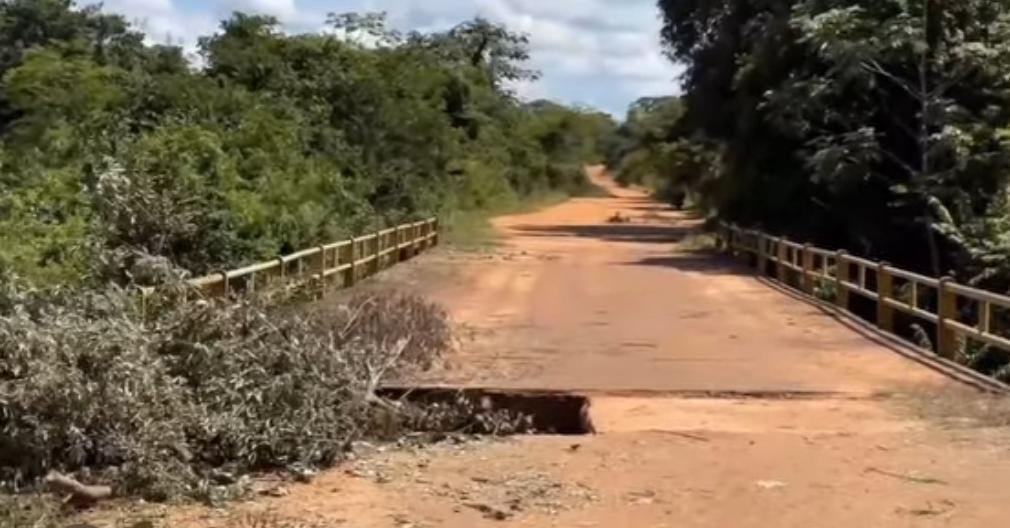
left=363, top=337, right=412, bottom=412
left=44, top=471, right=113, bottom=507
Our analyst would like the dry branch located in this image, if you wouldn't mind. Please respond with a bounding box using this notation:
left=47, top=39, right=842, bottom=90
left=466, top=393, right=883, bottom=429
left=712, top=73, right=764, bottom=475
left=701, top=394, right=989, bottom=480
left=44, top=472, right=112, bottom=507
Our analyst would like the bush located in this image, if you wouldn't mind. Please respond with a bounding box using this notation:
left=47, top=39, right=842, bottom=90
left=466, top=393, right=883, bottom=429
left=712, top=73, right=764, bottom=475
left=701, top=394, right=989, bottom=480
left=0, top=286, right=470, bottom=500
left=0, top=5, right=617, bottom=288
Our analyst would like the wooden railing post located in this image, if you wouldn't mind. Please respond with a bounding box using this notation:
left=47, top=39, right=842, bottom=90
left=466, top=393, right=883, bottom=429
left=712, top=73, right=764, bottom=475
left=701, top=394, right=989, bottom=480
left=834, top=250, right=849, bottom=310
left=776, top=238, right=788, bottom=283
left=373, top=230, right=381, bottom=275
left=394, top=226, right=404, bottom=262
left=756, top=233, right=767, bottom=276
left=139, top=287, right=151, bottom=319
left=348, top=238, right=359, bottom=286
left=733, top=226, right=743, bottom=258
left=315, top=245, right=327, bottom=296
left=876, top=262, right=894, bottom=332
left=721, top=224, right=732, bottom=255
left=937, top=277, right=958, bottom=359
left=219, top=271, right=230, bottom=298
left=801, top=244, right=815, bottom=294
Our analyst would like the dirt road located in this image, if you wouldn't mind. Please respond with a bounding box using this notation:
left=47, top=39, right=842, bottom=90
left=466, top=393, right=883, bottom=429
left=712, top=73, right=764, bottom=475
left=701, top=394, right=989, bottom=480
left=161, top=168, right=1010, bottom=527
left=418, top=168, right=955, bottom=396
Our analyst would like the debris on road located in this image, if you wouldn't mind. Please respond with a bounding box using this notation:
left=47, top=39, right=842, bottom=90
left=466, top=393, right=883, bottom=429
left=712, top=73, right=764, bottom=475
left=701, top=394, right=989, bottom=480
left=896, top=499, right=956, bottom=517
left=755, top=480, right=787, bottom=490
left=607, top=211, right=632, bottom=224
left=865, top=467, right=948, bottom=486
left=666, top=431, right=710, bottom=443
left=464, top=501, right=513, bottom=520
left=626, top=490, right=658, bottom=505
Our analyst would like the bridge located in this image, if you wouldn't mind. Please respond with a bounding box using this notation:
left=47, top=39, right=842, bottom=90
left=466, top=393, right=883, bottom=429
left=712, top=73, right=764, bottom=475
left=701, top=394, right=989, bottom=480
left=361, top=167, right=1010, bottom=526
left=173, top=168, right=1010, bottom=527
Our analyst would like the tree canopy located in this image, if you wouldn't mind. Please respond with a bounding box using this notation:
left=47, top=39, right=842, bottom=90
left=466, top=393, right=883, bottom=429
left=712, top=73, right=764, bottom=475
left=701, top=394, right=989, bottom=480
left=605, top=0, right=1010, bottom=376
left=0, top=2, right=615, bottom=287
left=652, top=0, right=1010, bottom=282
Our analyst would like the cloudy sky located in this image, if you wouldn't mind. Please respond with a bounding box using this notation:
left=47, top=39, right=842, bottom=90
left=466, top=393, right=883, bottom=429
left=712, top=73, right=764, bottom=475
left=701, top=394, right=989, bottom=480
left=99, top=0, right=682, bottom=117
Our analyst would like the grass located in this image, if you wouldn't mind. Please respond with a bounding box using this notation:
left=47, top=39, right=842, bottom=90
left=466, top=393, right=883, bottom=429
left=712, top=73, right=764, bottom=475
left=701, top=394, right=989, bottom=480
left=440, top=191, right=570, bottom=250
left=674, top=232, right=718, bottom=253
left=440, top=173, right=613, bottom=250
left=0, top=495, right=62, bottom=528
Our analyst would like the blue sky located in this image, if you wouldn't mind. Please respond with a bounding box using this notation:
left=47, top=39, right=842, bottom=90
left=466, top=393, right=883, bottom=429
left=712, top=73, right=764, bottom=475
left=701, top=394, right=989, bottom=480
left=99, top=0, right=683, bottom=117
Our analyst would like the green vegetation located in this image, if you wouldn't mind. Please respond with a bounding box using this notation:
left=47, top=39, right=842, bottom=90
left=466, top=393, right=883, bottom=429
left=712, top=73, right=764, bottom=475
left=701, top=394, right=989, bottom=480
left=605, top=95, right=718, bottom=210
left=648, top=0, right=1010, bottom=283
left=440, top=191, right=569, bottom=249
left=0, top=286, right=535, bottom=504
left=0, top=0, right=615, bottom=511
left=607, top=0, right=1010, bottom=377
left=0, top=1, right=615, bottom=288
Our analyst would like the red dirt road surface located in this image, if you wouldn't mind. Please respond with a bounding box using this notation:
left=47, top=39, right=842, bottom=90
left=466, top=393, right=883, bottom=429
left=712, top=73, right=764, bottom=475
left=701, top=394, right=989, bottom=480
left=418, top=168, right=958, bottom=396
left=156, top=167, right=1010, bottom=528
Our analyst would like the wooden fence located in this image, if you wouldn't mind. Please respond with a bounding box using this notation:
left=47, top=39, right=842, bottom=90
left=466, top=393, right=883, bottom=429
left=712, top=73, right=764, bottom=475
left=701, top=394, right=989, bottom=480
left=718, top=223, right=1010, bottom=361
left=141, top=218, right=438, bottom=307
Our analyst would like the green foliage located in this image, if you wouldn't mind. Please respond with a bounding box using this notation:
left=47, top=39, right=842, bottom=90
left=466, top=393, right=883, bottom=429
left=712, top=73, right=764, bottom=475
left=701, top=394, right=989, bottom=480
left=605, top=95, right=715, bottom=208
left=0, top=3, right=614, bottom=286
left=657, top=0, right=1010, bottom=375
left=658, top=0, right=1010, bottom=267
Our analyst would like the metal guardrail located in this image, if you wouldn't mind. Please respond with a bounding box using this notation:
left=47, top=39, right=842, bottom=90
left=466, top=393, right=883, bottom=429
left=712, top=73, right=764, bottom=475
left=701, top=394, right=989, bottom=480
left=718, top=223, right=1010, bottom=361
left=140, top=218, right=438, bottom=309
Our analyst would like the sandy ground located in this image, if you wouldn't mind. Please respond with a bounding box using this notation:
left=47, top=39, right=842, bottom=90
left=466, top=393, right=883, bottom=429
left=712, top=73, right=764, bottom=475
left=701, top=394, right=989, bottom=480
left=112, top=167, right=1010, bottom=527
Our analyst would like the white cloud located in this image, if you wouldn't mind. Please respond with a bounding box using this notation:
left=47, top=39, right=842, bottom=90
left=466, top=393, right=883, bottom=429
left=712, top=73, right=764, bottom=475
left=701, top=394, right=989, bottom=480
left=460, top=0, right=681, bottom=113
left=97, top=0, right=682, bottom=116
left=103, top=0, right=174, bottom=13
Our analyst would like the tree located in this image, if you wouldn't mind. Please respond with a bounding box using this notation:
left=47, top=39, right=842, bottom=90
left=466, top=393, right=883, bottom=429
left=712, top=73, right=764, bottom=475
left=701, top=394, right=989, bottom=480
left=657, top=0, right=1010, bottom=274
left=0, top=3, right=612, bottom=286
left=780, top=0, right=1010, bottom=275
left=656, top=0, right=1010, bottom=377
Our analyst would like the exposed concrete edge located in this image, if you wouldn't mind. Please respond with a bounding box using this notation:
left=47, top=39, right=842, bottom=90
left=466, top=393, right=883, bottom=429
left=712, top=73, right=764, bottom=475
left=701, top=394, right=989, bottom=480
left=379, top=385, right=895, bottom=401
left=752, top=275, right=1010, bottom=394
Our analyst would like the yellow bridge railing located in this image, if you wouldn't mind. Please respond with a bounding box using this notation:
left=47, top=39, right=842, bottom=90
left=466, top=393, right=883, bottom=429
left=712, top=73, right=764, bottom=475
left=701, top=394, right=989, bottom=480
left=718, top=223, right=1010, bottom=362
left=141, top=218, right=438, bottom=307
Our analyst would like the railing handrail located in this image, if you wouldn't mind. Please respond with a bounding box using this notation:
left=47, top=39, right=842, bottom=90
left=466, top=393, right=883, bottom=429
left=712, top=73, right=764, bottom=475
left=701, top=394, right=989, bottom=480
left=718, top=222, right=1010, bottom=366
left=137, top=218, right=438, bottom=308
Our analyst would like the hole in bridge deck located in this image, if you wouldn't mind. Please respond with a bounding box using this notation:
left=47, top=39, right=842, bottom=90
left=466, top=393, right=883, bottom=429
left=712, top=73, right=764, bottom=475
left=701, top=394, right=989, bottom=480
left=377, top=388, right=594, bottom=435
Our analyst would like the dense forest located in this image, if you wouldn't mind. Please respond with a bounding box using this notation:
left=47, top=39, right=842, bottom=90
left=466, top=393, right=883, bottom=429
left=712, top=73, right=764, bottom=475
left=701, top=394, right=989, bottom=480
left=602, top=0, right=1010, bottom=375
left=617, top=0, right=1010, bottom=288
left=0, top=0, right=615, bottom=289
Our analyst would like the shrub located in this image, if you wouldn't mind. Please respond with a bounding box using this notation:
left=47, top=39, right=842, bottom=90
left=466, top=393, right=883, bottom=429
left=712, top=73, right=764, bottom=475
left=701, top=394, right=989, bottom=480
left=0, top=286, right=464, bottom=500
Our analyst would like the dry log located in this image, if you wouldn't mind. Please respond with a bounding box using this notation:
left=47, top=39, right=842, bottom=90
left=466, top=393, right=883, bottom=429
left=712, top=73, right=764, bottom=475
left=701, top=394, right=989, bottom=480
left=44, top=471, right=112, bottom=507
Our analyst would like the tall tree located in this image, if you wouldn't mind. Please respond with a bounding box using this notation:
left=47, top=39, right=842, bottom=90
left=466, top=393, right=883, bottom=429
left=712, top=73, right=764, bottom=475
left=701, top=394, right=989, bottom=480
left=657, top=0, right=1010, bottom=276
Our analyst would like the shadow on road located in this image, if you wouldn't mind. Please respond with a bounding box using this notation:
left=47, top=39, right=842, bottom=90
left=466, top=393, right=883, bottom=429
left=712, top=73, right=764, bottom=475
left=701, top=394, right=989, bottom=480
left=509, top=223, right=694, bottom=244
left=629, top=254, right=750, bottom=276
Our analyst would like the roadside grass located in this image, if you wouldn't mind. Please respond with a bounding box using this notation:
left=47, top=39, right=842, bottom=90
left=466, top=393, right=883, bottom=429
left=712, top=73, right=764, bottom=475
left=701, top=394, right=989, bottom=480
left=441, top=174, right=613, bottom=249
left=0, top=495, right=61, bottom=528
left=675, top=232, right=718, bottom=253
left=440, top=191, right=570, bottom=250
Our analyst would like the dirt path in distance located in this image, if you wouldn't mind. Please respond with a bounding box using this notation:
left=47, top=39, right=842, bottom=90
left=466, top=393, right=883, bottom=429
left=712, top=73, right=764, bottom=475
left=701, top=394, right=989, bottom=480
left=143, top=167, right=1010, bottom=528
left=414, top=167, right=954, bottom=396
